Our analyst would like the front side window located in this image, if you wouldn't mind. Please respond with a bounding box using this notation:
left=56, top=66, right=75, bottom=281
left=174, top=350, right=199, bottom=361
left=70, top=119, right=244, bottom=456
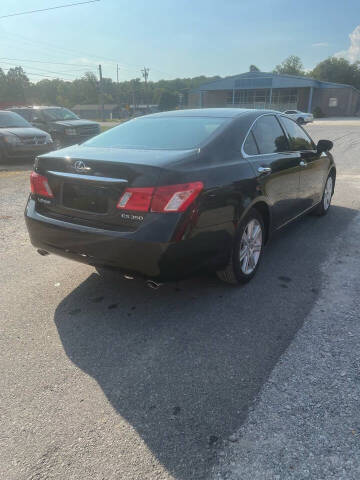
left=252, top=115, right=289, bottom=154
left=280, top=116, right=314, bottom=151
left=83, top=116, right=228, bottom=150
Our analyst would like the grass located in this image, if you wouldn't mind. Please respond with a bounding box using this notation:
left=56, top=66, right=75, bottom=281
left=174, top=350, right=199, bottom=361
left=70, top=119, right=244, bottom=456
left=100, top=125, right=115, bottom=133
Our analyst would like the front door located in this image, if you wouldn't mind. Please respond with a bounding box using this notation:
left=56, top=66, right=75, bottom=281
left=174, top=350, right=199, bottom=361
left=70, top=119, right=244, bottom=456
left=279, top=115, right=329, bottom=211
left=243, top=114, right=302, bottom=229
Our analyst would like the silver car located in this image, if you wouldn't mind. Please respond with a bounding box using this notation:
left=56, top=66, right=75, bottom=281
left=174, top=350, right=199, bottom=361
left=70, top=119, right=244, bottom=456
left=283, top=110, right=314, bottom=125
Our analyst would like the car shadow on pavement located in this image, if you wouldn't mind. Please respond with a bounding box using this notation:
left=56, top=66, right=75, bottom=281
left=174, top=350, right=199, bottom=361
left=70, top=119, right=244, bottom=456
left=53, top=205, right=357, bottom=480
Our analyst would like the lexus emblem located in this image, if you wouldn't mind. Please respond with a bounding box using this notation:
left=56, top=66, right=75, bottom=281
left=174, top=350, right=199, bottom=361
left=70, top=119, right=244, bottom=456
left=74, top=160, right=90, bottom=173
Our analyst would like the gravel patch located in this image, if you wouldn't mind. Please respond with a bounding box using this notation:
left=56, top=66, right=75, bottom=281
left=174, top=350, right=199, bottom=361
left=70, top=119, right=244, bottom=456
left=212, top=214, right=360, bottom=480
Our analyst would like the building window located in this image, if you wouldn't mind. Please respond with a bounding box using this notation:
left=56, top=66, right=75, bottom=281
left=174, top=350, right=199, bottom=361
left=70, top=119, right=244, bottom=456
left=226, top=88, right=298, bottom=109
left=329, top=97, right=338, bottom=107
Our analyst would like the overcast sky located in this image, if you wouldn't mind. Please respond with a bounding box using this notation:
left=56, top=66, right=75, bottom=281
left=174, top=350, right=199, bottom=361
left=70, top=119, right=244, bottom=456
left=0, top=0, right=359, bottom=83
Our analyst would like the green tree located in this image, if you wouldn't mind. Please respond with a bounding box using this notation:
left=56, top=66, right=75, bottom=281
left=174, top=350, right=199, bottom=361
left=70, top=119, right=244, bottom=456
left=158, top=90, right=178, bottom=111
left=4, top=65, right=222, bottom=111
left=310, top=57, right=360, bottom=90
left=274, top=55, right=304, bottom=76
left=249, top=65, right=260, bottom=72
left=0, top=68, right=7, bottom=103
left=6, top=66, right=30, bottom=103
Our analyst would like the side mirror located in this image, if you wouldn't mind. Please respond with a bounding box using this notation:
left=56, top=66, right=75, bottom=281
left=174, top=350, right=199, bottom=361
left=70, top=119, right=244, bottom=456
left=317, top=139, right=333, bottom=154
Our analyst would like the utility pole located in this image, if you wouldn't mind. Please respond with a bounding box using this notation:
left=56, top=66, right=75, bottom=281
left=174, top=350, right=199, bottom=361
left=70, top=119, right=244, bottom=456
left=98, top=64, right=104, bottom=121
left=141, top=67, right=150, bottom=111
left=116, top=64, right=119, bottom=83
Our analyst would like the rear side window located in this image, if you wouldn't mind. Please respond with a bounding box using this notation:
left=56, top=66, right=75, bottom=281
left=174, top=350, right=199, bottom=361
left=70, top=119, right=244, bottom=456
left=252, top=115, right=289, bottom=154
left=243, top=131, right=259, bottom=155
left=280, top=116, right=314, bottom=151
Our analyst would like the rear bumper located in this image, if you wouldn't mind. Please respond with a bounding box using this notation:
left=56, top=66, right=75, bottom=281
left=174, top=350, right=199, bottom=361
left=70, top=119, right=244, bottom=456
left=25, top=199, right=230, bottom=280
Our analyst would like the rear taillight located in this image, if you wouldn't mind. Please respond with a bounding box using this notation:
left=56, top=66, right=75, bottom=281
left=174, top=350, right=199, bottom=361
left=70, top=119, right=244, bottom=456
left=116, top=182, right=203, bottom=213
left=30, top=171, right=54, bottom=198
left=151, top=182, right=203, bottom=212
left=116, top=187, right=154, bottom=211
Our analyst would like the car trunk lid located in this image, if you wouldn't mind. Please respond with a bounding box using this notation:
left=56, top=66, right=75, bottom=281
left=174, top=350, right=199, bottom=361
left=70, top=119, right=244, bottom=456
left=34, top=146, right=196, bottom=230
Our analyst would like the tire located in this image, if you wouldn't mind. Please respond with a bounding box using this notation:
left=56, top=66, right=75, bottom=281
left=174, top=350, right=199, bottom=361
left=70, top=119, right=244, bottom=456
left=297, top=117, right=304, bottom=125
left=216, top=209, right=265, bottom=285
left=313, top=173, right=334, bottom=216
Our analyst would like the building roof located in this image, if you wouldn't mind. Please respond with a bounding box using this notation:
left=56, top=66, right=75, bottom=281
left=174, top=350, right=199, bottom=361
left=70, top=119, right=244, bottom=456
left=191, top=71, right=358, bottom=92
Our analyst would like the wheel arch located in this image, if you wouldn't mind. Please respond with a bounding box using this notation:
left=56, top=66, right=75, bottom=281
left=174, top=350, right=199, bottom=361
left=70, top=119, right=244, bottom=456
left=239, top=199, right=272, bottom=244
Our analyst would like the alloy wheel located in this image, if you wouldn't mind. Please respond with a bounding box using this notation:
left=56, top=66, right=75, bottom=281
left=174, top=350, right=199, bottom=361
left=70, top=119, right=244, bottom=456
left=239, top=219, right=263, bottom=275
left=323, top=176, right=333, bottom=211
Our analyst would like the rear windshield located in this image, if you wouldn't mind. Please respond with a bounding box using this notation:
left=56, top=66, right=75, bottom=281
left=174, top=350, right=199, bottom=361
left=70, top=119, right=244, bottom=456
left=83, top=116, right=228, bottom=150
left=0, top=111, right=31, bottom=128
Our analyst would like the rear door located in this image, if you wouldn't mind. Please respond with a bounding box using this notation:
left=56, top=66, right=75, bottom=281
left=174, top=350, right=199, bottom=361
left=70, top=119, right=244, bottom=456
left=243, top=114, right=303, bottom=228
left=279, top=115, right=328, bottom=211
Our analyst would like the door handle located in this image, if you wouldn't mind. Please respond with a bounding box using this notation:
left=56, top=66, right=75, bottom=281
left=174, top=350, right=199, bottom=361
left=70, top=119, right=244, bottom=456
left=299, top=160, right=307, bottom=167
left=257, top=166, right=272, bottom=174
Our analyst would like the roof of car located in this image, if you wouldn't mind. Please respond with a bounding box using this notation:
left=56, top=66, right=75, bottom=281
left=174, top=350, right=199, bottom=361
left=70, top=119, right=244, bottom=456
left=143, top=108, right=279, bottom=119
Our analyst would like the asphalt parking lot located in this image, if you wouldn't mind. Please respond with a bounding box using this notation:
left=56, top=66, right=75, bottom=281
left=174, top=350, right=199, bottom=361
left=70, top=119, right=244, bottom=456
left=1, top=122, right=360, bottom=480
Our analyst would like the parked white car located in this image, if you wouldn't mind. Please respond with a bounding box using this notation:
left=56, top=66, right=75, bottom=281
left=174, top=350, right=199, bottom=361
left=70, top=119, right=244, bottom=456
left=283, top=110, right=314, bottom=124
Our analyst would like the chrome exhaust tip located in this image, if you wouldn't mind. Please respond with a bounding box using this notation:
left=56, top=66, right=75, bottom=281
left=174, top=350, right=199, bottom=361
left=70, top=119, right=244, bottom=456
left=37, top=249, right=49, bottom=256
left=124, top=274, right=135, bottom=280
left=146, top=280, right=162, bottom=290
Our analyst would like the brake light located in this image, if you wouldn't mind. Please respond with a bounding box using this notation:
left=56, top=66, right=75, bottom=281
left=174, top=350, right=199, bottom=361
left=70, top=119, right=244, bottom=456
left=117, top=187, right=154, bottom=211
left=30, top=172, right=54, bottom=198
left=116, top=182, right=203, bottom=213
left=151, top=182, right=203, bottom=212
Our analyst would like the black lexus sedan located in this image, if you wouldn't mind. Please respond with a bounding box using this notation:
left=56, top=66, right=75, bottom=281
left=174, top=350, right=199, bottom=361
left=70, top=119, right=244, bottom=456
left=0, top=111, right=53, bottom=163
left=9, top=106, right=100, bottom=150
left=25, top=109, right=335, bottom=285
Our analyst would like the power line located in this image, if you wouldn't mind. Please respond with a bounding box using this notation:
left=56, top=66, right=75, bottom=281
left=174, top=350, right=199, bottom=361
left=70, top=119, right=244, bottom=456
left=0, top=0, right=100, bottom=19
left=0, top=56, right=96, bottom=68
left=1, top=30, right=176, bottom=78
left=3, top=68, right=69, bottom=80
left=0, top=61, right=92, bottom=78
left=1, top=30, right=138, bottom=73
